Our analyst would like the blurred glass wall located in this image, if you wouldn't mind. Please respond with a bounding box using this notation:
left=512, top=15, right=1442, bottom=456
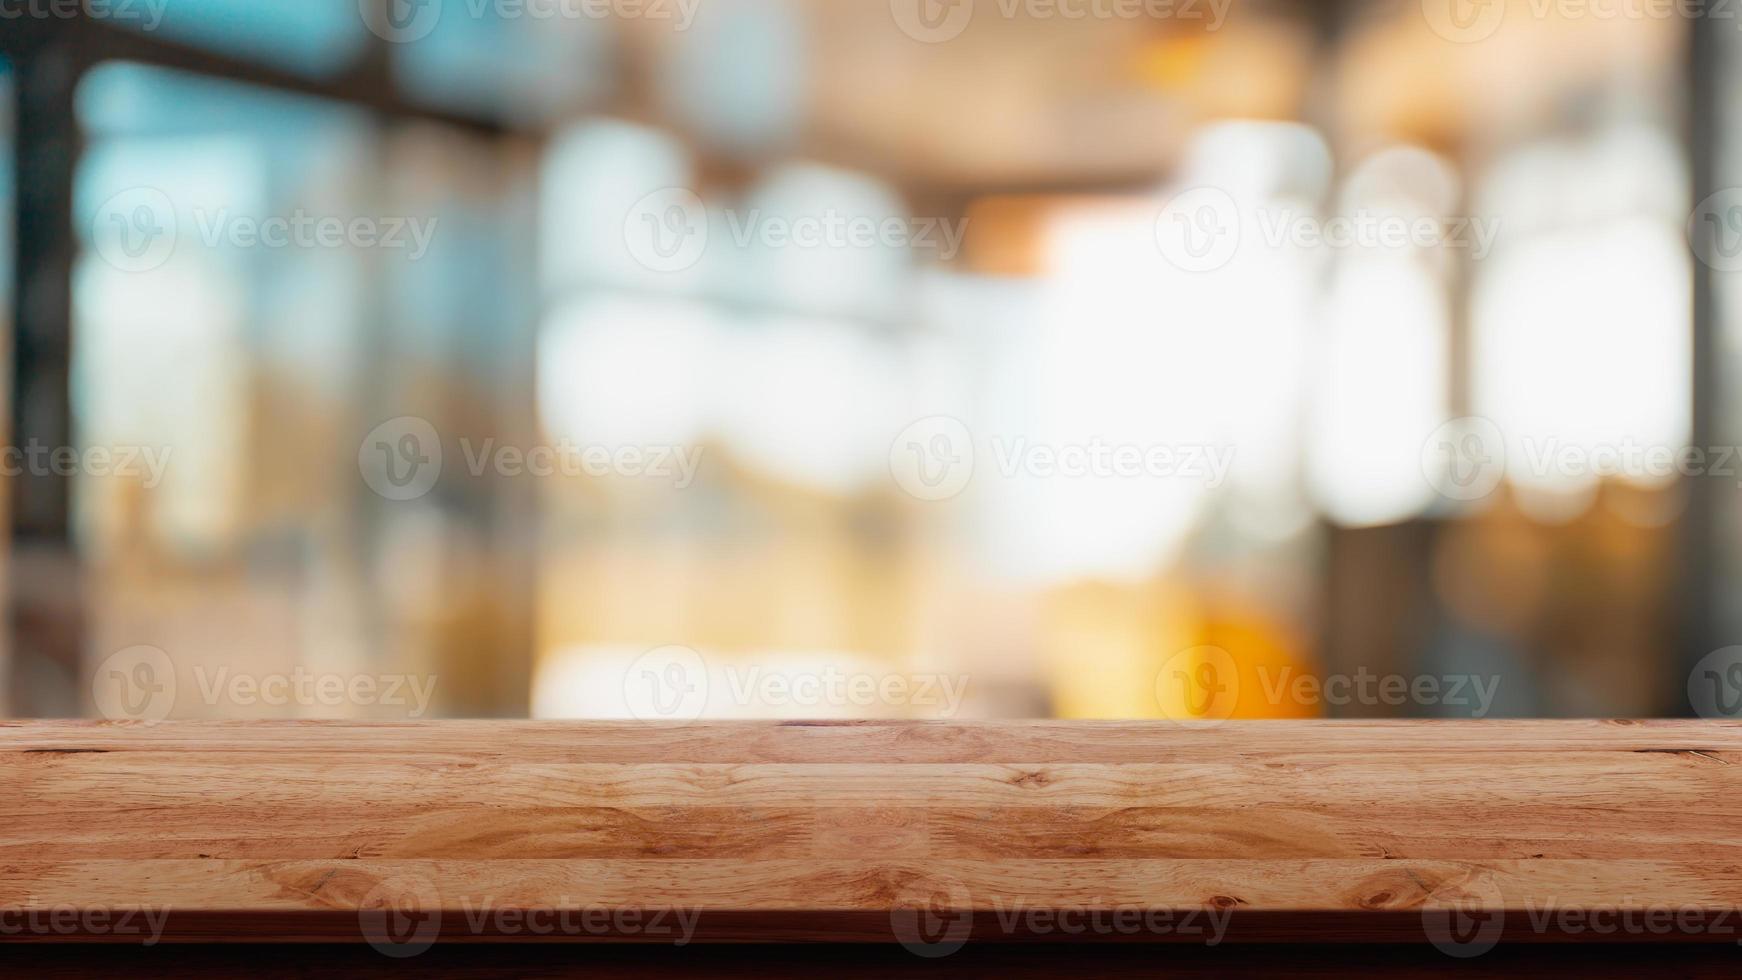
left=0, top=0, right=1727, bottom=721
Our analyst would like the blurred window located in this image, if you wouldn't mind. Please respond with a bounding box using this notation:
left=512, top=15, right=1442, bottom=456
left=116, top=0, right=367, bottom=77
left=392, top=6, right=611, bottom=124
left=71, top=65, right=378, bottom=714
left=1, top=56, right=11, bottom=336
left=0, top=56, right=9, bottom=712
left=531, top=119, right=940, bottom=718
left=70, top=62, right=539, bottom=719
left=1472, top=125, right=1689, bottom=521
left=1713, top=25, right=1742, bottom=646
left=1307, top=148, right=1458, bottom=529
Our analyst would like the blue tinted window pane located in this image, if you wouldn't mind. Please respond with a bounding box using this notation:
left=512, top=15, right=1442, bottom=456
left=76, top=61, right=366, bottom=143
left=1, top=56, right=11, bottom=313
left=114, top=0, right=366, bottom=76
left=0, top=57, right=11, bottom=366
left=72, top=66, right=373, bottom=574
left=391, top=9, right=610, bottom=122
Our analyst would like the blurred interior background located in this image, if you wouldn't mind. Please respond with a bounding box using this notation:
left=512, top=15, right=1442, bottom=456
left=2, top=0, right=1738, bottom=720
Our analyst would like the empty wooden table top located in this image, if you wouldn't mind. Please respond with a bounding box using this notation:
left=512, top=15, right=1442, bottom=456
left=4, top=718, right=1742, bottom=955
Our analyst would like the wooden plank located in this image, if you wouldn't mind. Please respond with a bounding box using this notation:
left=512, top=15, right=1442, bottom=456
left=10, top=757, right=1736, bottom=810
left=12, top=941, right=1742, bottom=978
left=6, top=718, right=1739, bottom=760
left=2, top=720, right=1741, bottom=951
left=6, top=803, right=1738, bottom=862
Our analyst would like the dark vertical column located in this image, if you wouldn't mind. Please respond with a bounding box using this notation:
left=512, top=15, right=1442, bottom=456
left=1306, top=0, right=1465, bottom=715
left=1301, top=0, right=1432, bottom=715
left=1683, top=14, right=1720, bottom=713
left=8, top=37, right=83, bottom=716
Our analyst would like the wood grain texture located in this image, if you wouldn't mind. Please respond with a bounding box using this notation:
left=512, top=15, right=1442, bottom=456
left=3, top=719, right=1742, bottom=949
